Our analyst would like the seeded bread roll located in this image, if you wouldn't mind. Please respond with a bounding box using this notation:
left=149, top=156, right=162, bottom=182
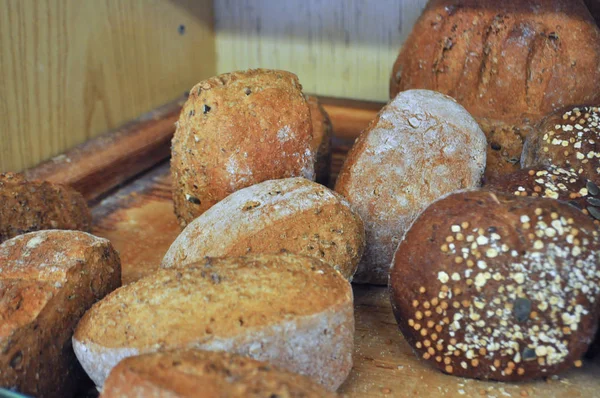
left=73, top=254, right=354, bottom=391
left=171, top=69, right=315, bottom=227
left=0, top=230, right=121, bottom=397
left=390, top=190, right=600, bottom=381
left=522, top=106, right=600, bottom=186
left=0, top=173, right=91, bottom=243
left=306, top=95, right=333, bottom=186
left=390, top=0, right=600, bottom=179
left=100, top=349, right=338, bottom=398
left=335, top=89, right=486, bottom=285
left=162, top=178, right=365, bottom=280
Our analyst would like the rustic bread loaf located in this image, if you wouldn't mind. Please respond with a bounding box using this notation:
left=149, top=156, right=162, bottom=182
left=171, top=69, right=315, bottom=227
left=522, top=105, right=600, bottom=186
left=390, top=190, right=600, bottom=381
left=389, top=0, right=600, bottom=179
left=162, top=178, right=364, bottom=280
left=335, top=89, right=486, bottom=285
left=306, top=95, right=333, bottom=186
left=0, top=230, right=121, bottom=397
left=100, top=349, right=338, bottom=398
left=0, top=173, right=91, bottom=243
left=73, top=254, right=354, bottom=391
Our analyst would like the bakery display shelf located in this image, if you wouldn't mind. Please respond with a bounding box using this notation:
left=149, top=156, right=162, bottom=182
left=26, top=97, right=600, bottom=398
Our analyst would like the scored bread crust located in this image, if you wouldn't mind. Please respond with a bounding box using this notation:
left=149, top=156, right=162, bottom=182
left=100, top=349, right=338, bottom=398
left=162, top=178, right=365, bottom=280
left=0, top=173, right=91, bottom=243
left=335, top=89, right=486, bottom=285
left=390, top=190, right=600, bottom=381
left=306, top=95, right=333, bottom=186
left=171, top=69, right=315, bottom=227
left=0, top=230, right=121, bottom=398
left=389, top=0, right=600, bottom=179
left=73, top=255, right=354, bottom=391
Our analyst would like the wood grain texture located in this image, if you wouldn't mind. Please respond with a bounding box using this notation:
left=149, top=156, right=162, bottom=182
left=0, top=0, right=215, bottom=172
left=214, top=0, right=428, bottom=102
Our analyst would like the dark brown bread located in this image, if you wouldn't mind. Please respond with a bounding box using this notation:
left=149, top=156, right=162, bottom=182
left=0, top=230, right=121, bottom=398
left=390, top=0, right=600, bottom=179
left=171, top=69, right=315, bottom=227
left=0, top=173, right=91, bottom=243
left=390, top=190, right=600, bottom=381
left=100, top=349, right=338, bottom=398
left=306, top=95, right=333, bottom=186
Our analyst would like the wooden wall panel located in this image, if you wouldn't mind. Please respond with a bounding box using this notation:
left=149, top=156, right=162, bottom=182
left=0, top=0, right=215, bottom=172
left=214, top=0, right=428, bottom=102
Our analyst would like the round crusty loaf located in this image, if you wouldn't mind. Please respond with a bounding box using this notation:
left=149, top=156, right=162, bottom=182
left=100, top=349, right=338, bottom=398
left=522, top=105, right=600, bottom=186
left=171, top=69, right=315, bottom=227
left=390, top=190, right=600, bottom=381
left=389, top=0, right=600, bottom=179
left=73, top=254, right=354, bottom=391
left=335, top=89, right=486, bottom=285
left=162, top=178, right=365, bottom=280
left=306, top=95, right=333, bottom=186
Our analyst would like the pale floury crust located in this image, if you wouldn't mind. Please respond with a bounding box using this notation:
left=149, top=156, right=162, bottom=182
left=335, top=89, right=486, bottom=285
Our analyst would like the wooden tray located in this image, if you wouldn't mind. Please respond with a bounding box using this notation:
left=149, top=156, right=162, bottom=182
left=27, top=96, right=600, bottom=397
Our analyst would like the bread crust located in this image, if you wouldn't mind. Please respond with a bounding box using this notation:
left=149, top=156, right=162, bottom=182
left=390, top=190, right=600, bottom=381
left=162, top=178, right=365, bottom=280
left=0, top=230, right=121, bottom=397
left=0, top=173, right=91, bottom=243
left=335, top=89, right=486, bottom=284
left=74, top=255, right=354, bottom=391
left=171, top=69, right=315, bottom=227
left=306, top=95, right=333, bottom=186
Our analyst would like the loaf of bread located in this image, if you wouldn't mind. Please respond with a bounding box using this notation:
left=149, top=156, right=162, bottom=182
left=162, top=178, right=365, bottom=280
left=0, top=230, right=121, bottom=397
left=335, top=89, right=486, bottom=284
left=74, top=254, right=354, bottom=391
left=171, top=69, right=315, bottom=227
left=0, top=173, right=91, bottom=243
left=100, top=349, right=338, bottom=398
left=390, top=190, right=600, bottom=381
left=390, top=0, right=600, bottom=179
left=306, top=95, right=333, bottom=186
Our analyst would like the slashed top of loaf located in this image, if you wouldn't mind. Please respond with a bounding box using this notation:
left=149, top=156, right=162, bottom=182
left=76, top=254, right=351, bottom=349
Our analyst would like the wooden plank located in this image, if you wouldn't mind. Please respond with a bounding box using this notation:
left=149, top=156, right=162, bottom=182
left=0, top=0, right=215, bottom=172
left=214, top=0, right=428, bottom=102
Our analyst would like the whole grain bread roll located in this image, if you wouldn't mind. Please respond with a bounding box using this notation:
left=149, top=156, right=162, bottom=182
left=73, top=254, right=354, bottom=391
left=390, top=0, right=600, bottom=179
left=0, top=173, right=91, bottom=243
left=100, top=349, right=338, bottom=398
left=162, top=178, right=365, bottom=280
left=171, top=69, right=315, bottom=227
left=306, top=95, right=333, bottom=186
left=0, top=230, right=121, bottom=397
left=335, top=89, right=486, bottom=285
left=390, top=190, right=600, bottom=381
left=522, top=105, right=600, bottom=187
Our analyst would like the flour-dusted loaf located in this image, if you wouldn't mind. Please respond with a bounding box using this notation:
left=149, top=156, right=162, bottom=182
left=335, top=89, right=486, bottom=284
left=171, top=69, right=315, bottom=227
left=390, top=0, right=600, bottom=179
left=306, top=95, right=333, bottom=186
left=100, top=349, right=338, bottom=398
left=390, top=190, right=600, bottom=381
left=0, top=230, right=121, bottom=397
left=0, top=173, right=91, bottom=243
left=73, top=254, right=354, bottom=391
left=162, top=178, right=364, bottom=280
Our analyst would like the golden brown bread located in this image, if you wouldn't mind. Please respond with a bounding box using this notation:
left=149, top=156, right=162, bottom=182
left=171, top=69, right=315, bottom=227
left=100, top=349, right=338, bottom=398
left=389, top=0, right=600, bottom=179
left=0, top=230, right=121, bottom=397
left=306, top=95, right=333, bottom=186
left=0, top=173, right=91, bottom=243
left=390, top=190, right=600, bottom=381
